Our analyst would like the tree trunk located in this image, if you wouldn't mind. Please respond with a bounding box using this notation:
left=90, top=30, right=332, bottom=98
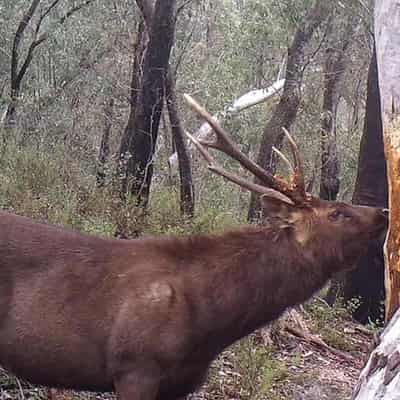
left=340, top=48, right=388, bottom=324
left=375, top=0, right=400, bottom=322
left=165, top=72, right=195, bottom=217
left=248, top=0, right=330, bottom=221
left=119, top=19, right=148, bottom=196
left=352, top=308, right=400, bottom=399
left=3, top=0, right=41, bottom=127
left=120, top=0, right=177, bottom=205
left=319, top=35, right=350, bottom=200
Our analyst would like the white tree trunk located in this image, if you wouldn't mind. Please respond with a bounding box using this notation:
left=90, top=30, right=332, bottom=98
left=352, top=309, right=400, bottom=399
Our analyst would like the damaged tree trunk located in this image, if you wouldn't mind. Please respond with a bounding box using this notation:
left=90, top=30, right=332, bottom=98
left=352, top=308, right=400, bottom=399
left=375, top=0, right=400, bottom=323
left=352, top=1, right=400, bottom=397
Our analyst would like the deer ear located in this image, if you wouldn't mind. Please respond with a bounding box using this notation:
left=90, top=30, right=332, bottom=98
left=260, top=195, right=296, bottom=222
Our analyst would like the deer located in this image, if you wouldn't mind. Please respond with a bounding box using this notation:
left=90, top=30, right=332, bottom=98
left=0, top=95, right=388, bottom=400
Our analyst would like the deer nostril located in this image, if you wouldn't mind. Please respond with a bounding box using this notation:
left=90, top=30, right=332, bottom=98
left=381, top=209, right=389, bottom=221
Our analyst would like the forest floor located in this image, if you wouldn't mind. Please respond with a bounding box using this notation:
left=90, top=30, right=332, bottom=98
left=0, top=298, right=378, bottom=400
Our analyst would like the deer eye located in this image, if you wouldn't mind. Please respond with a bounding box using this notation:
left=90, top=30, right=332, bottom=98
left=329, top=210, right=352, bottom=222
left=328, top=210, right=341, bottom=221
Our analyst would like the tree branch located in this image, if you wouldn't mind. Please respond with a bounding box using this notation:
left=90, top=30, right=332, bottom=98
left=59, top=0, right=96, bottom=24
left=11, top=0, right=41, bottom=91
left=135, top=0, right=154, bottom=26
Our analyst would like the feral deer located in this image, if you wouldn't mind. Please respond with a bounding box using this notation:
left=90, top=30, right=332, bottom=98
left=0, top=95, right=388, bottom=400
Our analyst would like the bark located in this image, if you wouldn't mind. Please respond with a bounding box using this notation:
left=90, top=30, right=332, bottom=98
left=248, top=0, right=330, bottom=221
left=97, top=98, right=114, bottom=187
left=319, top=36, right=350, bottom=200
left=119, top=19, right=148, bottom=196
left=340, top=48, right=388, bottom=324
left=165, top=72, right=194, bottom=217
left=375, top=0, right=400, bottom=322
left=120, top=0, right=177, bottom=205
left=352, top=308, right=400, bottom=399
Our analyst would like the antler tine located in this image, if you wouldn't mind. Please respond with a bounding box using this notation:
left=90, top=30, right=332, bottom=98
left=184, top=94, right=288, bottom=194
left=184, top=130, right=294, bottom=205
left=281, top=127, right=306, bottom=196
left=185, top=130, right=216, bottom=165
left=272, top=146, right=294, bottom=174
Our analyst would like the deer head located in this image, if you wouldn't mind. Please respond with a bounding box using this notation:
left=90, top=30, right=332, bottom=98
left=184, top=94, right=388, bottom=268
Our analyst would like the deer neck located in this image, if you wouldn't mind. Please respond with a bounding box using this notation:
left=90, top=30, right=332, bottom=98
left=183, top=226, right=334, bottom=351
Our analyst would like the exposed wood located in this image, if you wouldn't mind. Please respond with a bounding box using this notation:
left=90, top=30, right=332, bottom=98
left=353, top=3, right=400, bottom=395
left=375, top=0, right=400, bottom=322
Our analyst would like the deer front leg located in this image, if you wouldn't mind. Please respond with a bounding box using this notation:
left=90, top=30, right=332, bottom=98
left=113, top=362, right=160, bottom=400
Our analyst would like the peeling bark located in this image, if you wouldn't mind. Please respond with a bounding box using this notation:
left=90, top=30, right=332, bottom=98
left=375, top=0, right=400, bottom=322
left=352, top=308, right=400, bottom=399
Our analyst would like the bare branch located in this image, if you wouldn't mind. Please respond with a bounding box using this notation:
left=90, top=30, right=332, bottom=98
left=177, top=0, right=196, bottom=16
left=36, top=0, right=62, bottom=35
left=59, top=0, right=96, bottom=25
left=11, top=0, right=41, bottom=90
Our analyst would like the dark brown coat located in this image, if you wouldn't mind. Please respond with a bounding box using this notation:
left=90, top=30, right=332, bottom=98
left=0, top=196, right=387, bottom=400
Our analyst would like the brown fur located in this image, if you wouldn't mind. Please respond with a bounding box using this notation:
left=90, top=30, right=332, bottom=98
left=0, top=197, right=387, bottom=400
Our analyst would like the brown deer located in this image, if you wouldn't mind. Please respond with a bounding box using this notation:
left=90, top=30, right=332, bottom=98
left=0, top=95, right=387, bottom=400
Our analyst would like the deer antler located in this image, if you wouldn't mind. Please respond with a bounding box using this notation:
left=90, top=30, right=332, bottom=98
left=281, top=127, right=306, bottom=198
left=185, top=130, right=295, bottom=205
left=184, top=94, right=308, bottom=204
